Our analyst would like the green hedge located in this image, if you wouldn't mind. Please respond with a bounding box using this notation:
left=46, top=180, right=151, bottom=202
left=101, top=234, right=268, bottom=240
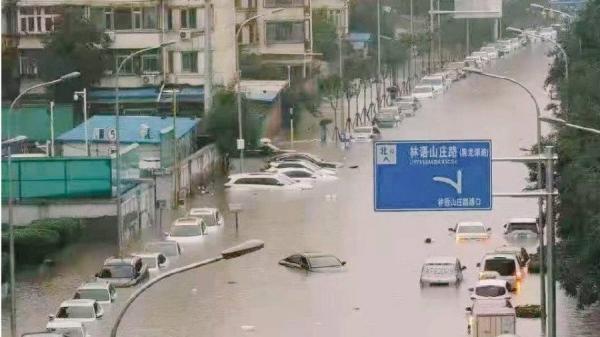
left=1, top=218, right=82, bottom=265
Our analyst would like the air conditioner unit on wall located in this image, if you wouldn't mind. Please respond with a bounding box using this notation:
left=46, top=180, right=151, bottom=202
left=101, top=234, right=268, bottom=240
left=179, top=30, right=192, bottom=40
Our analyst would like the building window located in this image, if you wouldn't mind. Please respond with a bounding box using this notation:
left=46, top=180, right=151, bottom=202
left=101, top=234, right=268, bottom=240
left=181, top=52, right=198, bottom=73
left=19, top=56, right=38, bottom=76
left=133, top=7, right=142, bottom=29
left=180, top=8, right=197, bottom=29
left=236, top=0, right=257, bottom=9
left=266, top=21, right=304, bottom=44
left=167, top=9, right=173, bottom=30
left=141, top=53, right=160, bottom=73
left=103, top=8, right=113, bottom=30
left=167, top=51, right=174, bottom=73
left=264, top=0, right=304, bottom=8
left=114, top=8, right=132, bottom=30
left=18, top=7, right=59, bottom=33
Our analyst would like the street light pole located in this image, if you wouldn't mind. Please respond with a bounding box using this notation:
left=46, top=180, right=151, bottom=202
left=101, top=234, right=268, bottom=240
left=234, top=9, right=284, bottom=173
left=464, top=67, right=546, bottom=331
left=110, top=240, right=264, bottom=337
left=74, top=88, right=89, bottom=156
left=545, top=145, right=556, bottom=337
left=114, top=42, right=175, bottom=255
left=539, top=116, right=600, bottom=135
left=6, top=71, right=80, bottom=337
left=376, top=0, right=381, bottom=109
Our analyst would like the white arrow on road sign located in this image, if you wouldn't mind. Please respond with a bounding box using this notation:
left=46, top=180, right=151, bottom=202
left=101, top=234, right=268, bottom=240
left=433, top=170, right=463, bottom=194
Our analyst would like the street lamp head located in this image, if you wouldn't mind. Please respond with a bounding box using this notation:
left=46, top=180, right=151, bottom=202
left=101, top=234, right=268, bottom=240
left=161, top=40, right=178, bottom=47
left=463, top=67, right=482, bottom=74
left=539, top=116, right=566, bottom=125
left=60, top=72, right=81, bottom=81
left=506, top=27, right=523, bottom=34
left=221, top=239, right=265, bottom=259
left=73, top=93, right=79, bottom=101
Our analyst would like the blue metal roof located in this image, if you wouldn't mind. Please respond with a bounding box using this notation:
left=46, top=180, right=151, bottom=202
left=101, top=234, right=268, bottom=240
left=347, top=33, right=372, bottom=42
left=89, top=86, right=204, bottom=104
left=57, top=115, right=199, bottom=144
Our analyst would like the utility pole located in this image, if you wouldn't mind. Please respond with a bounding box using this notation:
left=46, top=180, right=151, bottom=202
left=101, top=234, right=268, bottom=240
left=338, top=26, right=344, bottom=137
left=376, top=0, right=381, bottom=109
left=429, top=0, right=434, bottom=74
left=437, top=0, right=441, bottom=69
left=289, top=107, right=294, bottom=148
left=203, top=0, right=213, bottom=112
left=410, top=0, right=414, bottom=90
left=545, top=146, right=556, bottom=337
left=172, top=91, right=179, bottom=208
left=466, top=19, right=470, bottom=56
left=49, top=101, right=55, bottom=157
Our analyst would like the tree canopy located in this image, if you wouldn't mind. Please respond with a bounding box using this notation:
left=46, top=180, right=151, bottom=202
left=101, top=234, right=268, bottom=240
left=544, top=0, right=600, bottom=308
left=38, top=8, right=108, bottom=101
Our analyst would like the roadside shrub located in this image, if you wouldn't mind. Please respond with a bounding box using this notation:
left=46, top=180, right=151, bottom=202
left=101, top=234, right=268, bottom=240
left=12, top=227, right=61, bottom=264
left=31, top=218, right=82, bottom=246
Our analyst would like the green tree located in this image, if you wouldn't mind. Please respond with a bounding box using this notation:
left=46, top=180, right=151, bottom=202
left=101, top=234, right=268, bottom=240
left=313, top=8, right=339, bottom=63
left=205, top=89, right=260, bottom=155
left=38, top=8, right=108, bottom=102
left=542, top=0, right=600, bottom=308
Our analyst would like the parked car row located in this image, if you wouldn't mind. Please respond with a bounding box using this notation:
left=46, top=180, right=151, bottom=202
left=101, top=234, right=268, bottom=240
left=420, top=216, right=540, bottom=336
left=224, top=152, right=343, bottom=191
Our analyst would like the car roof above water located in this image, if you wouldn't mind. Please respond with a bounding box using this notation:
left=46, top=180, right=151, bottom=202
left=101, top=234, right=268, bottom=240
left=424, top=256, right=457, bottom=264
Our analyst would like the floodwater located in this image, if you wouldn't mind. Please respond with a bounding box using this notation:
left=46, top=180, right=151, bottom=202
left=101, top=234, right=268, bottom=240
left=4, top=43, right=600, bottom=337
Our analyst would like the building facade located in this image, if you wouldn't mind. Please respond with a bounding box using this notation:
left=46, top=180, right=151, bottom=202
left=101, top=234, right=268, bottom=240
left=311, top=0, right=348, bottom=34
left=14, top=0, right=236, bottom=95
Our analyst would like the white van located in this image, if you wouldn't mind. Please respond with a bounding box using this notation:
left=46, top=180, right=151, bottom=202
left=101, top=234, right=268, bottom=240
left=477, top=254, right=522, bottom=291
left=467, top=298, right=516, bottom=337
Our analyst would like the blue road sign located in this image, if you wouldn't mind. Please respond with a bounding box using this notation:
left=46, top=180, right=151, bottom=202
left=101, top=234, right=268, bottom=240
left=374, top=140, right=492, bottom=211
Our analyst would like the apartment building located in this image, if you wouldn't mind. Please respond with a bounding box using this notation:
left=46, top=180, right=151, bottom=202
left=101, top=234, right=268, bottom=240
left=312, top=0, right=348, bottom=34
left=13, top=0, right=236, bottom=108
left=236, top=0, right=314, bottom=77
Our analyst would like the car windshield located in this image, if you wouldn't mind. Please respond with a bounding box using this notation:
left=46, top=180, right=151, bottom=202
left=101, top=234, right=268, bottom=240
left=171, top=225, right=202, bottom=237
left=308, top=256, right=341, bottom=268
left=100, top=265, right=133, bottom=278
left=145, top=242, right=178, bottom=257
left=56, top=306, right=94, bottom=319
left=484, top=259, right=516, bottom=276
left=421, top=79, right=442, bottom=86
left=414, top=87, right=432, bottom=93
left=76, top=289, right=110, bottom=302
left=476, top=285, right=506, bottom=297
left=423, top=263, right=455, bottom=275
left=141, top=256, right=157, bottom=268
left=507, top=222, right=538, bottom=232
left=457, top=225, right=486, bottom=233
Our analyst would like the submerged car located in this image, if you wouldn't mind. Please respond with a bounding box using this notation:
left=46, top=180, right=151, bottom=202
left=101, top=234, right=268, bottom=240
left=494, top=246, right=530, bottom=271
left=144, top=240, right=182, bottom=257
left=225, top=172, right=313, bottom=191
left=166, top=217, right=206, bottom=243
left=268, top=152, right=343, bottom=169
left=132, top=252, right=169, bottom=273
left=420, top=256, right=466, bottom=286
left=449, top=221, right=491, bottom=240
left=374, top=112, right=398, bottom=128
left=352, top=126, right=381, bottom=142
left=279, top=253, right=346, bottom=272
left=469, top=279, right=511, bottom=301
left=73, top=282, right=116, bottom=304
left=477, top=253, right=522, bottom=291
left=412, top=85, right=438, bottom=99
left=188, top=207, right=224, bottom=227
left=504, top=218, right=538, bottom=238
left=44, top=321, right=88, bottom=337
left=95, top=256, right=149, bottom=287
left=271, top=167, right=338, bottom=183
left=48, top=299, right=103, bottom=324
left=267, top=159, right=336, bottom=176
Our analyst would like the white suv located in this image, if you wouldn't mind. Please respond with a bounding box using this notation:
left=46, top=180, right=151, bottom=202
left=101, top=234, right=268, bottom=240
left=225, top=173, right=313, bottom=191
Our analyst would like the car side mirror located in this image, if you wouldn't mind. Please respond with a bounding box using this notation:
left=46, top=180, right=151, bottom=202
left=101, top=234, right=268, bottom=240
left=461, top=266, right=467, bottom=270
left=164, top=232, right=170, bottom=236
left=95, top=272, right=99, bottom=277
left=503, top=224, right=507, bottom=228
left=468, top=287, right=474, bottom=292
left=48, top=314, right=55, bottom=321
left=158, top=255, right=166, bottom=264
left=341, top=261, right=347, bottom=266
left=448, top=227, right=455, bottom=232
left=97, top=312, right=103, bottom=319
left=470, top=295, right=476, bottom=300
left=487, top=228, right=492, bottom=232
left=476, top=263, right=481, bottom=267
left=277, top=183, right=285, bottom=186
left=465, top=307, right=472, bottom=312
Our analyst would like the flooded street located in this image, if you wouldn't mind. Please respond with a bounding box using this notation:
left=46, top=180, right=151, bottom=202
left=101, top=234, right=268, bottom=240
left=4, top=44, right=600, bottom=337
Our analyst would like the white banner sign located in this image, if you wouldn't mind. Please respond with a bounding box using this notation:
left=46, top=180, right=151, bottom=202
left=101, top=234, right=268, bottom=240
left=454, top=0, right=502, bottom=19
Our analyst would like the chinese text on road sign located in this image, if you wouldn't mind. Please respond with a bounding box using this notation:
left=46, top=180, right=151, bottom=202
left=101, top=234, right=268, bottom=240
left=374, top=140, right=492, bottom=211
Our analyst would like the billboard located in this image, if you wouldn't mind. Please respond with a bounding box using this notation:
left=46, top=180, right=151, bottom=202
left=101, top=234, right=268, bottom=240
left=454, top=0, right=502, bottom=19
